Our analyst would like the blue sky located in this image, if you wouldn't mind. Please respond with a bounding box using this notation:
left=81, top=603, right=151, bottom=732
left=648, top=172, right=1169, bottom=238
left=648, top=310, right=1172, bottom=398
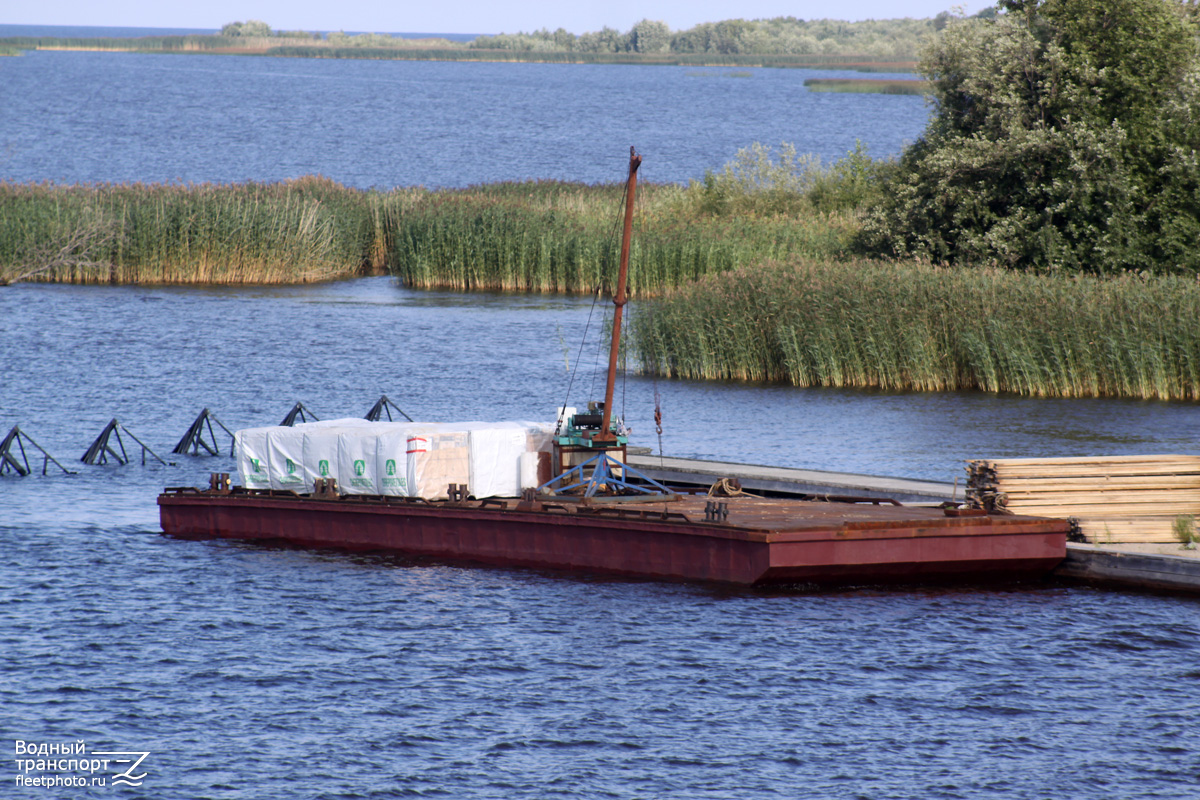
left=7, top=1, right=984, bottom=35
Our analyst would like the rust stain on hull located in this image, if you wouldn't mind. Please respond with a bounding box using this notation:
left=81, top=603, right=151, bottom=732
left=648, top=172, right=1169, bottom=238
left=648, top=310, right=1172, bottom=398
left=158, top=491, right=1068, bottom=586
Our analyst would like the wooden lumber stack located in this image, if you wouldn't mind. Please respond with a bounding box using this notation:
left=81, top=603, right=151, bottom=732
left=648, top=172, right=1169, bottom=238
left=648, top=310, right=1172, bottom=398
left=965, top=455, right=1200, bottom=544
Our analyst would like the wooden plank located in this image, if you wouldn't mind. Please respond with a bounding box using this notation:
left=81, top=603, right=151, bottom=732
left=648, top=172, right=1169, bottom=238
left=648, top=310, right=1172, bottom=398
left=996, top=476, right=1200, bottom=491
left=983, top=454, right=1198, bottom=467
left=1073, top=515, right=1192, bottom=529
left=1075, top=517, right=1192, bottom=544
left=998, top=466, right=1200, bottom=475
left=972, top=457, right=1200, bottom=538
left=993, top=464, right=1200, bottom=479
left=1006, top=493, right=1200, bottom=504
left=1075, top=532, right=1185, bottom=544
left=1079, top=532, right=1184, bottom=544
left=1009, top=502, right=1200, bottom=516
left=1003, top=490, right=1200, bottom=503
left=1010, top=504, right=1199, bottom=513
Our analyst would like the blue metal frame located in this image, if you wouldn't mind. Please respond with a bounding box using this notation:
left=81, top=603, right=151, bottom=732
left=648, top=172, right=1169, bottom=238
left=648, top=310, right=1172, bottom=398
left=537, top=452, right=675, bottom=498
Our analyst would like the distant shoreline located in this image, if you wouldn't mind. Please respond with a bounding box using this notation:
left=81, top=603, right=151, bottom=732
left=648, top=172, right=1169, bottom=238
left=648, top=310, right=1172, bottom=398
left=0, top=23, right=481, bottom=42
left=0, top=37, right=917, bottom=73
left=0, top=20, right=922, bottom=72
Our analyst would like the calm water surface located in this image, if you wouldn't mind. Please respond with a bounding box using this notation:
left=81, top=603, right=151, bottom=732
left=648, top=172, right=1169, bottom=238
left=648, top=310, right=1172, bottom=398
left=2, top=280, right=1199, bottom=798
left=1, top=50, right=1198, bottom=799
left=0, top=50, right=927, bottom=188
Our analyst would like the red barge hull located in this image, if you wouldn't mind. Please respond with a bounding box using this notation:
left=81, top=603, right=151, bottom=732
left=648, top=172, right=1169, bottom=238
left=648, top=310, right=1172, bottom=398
left=158, top=490, right=1068, bottom=586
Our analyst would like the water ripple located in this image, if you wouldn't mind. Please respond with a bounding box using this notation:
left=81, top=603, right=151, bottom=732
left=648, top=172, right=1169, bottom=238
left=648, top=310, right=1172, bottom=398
left=3, top=284, right=1200, bottom=797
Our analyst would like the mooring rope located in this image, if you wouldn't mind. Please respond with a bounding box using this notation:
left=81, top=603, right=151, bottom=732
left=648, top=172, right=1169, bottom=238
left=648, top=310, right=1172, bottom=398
left=707, top=477, right=759, bottom=498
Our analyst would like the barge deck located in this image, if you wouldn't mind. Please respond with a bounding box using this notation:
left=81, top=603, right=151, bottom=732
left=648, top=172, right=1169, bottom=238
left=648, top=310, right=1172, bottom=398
left=626, top=453, right=956, bottom=503
left=158, top=489, right=1068, bottom=586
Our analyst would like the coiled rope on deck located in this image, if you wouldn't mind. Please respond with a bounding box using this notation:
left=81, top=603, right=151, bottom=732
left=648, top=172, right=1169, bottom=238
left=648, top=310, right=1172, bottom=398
left=708, top=477, right=759, bottom=498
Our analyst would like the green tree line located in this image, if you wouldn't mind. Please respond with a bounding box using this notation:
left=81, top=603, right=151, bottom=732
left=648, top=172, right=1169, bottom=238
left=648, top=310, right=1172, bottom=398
left=469, top=16, right=968, bottom=60
left=214, top=14, right=1005, bottom=60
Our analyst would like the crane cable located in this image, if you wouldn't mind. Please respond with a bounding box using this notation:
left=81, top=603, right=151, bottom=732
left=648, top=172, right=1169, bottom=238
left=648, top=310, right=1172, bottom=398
left=556, top=173, right=631, bottom=435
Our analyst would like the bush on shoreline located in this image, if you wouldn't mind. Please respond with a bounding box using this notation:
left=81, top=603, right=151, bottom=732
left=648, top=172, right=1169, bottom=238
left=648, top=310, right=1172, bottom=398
left=683, top=141, right=888, bottom=217
left=861, top=0, right=1200, bottom=274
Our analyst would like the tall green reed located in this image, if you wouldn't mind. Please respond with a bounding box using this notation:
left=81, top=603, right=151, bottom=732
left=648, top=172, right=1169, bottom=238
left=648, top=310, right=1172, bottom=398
left=385, top=181, right=853, bottom=296
left=629, top=258, right=1200, bottom=401
left=0, top=178, right=378, bottom=284
left=803, top=78, right=928, bottom=95
left=1, top=178, right=848, bottom=289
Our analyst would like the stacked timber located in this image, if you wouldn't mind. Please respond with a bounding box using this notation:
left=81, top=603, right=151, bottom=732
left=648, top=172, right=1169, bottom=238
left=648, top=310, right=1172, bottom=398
left=965, top=455, right=1200, bottom=544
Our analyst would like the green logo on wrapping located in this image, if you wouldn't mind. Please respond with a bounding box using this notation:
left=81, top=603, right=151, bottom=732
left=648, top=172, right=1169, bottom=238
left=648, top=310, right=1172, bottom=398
left=286, top=458, right=297, bottom=474
left=250, top=458, right=261, bottom=473
left=385, top=459, right=396, bottom=475
left=318, top=460, right=330, bottom=476
left=354, top=459, right=366, bottom=476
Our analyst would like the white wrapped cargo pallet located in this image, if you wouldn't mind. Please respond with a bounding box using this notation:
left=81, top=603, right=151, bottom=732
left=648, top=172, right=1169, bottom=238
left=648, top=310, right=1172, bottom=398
left=300, top=424, right=348, bottom=489
left=265, top=427, right=306, bottom=492
left=376, top=426, right=419, bottom=497
left=408, top=428, right=470, bottom=501
left=300, top=421, right=358, bottom=490
left=468, top=426, right=527, bottom=498
left=234, top=418, right=557, bottom=499
left=464, top=421, right=553, bottom=498
left=338, top=429, right=381, bottom=495
left=235, top=427, right=273, bottom=490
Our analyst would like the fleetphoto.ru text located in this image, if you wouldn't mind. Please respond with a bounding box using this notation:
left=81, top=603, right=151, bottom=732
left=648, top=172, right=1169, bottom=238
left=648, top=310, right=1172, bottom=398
left=14, top=740, right=150, bottom=790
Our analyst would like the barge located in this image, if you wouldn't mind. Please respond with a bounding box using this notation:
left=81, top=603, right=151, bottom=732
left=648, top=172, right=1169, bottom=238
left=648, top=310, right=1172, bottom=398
left=158, top=487, right=1069, bottom=585
left=157, top=148, right=1069, bottom=586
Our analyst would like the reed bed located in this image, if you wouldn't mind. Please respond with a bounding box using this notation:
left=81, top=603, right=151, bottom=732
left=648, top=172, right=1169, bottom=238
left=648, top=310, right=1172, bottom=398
left=804, top=78, right=928, bottom=95
left=0, top=36, right=916, bottom=71
left=387, top=182, right=853, bottom=295
left=0, top=178, right=380, bottom=284
left=0, top=35, right=315, bottom=53
left=263, top=47, right=916, bottom=71
left=629, top=258, right=1200, bottom=401
left=0, top=178, right=847, bottom=290
left=8, top=179, right=1199, bottom=401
